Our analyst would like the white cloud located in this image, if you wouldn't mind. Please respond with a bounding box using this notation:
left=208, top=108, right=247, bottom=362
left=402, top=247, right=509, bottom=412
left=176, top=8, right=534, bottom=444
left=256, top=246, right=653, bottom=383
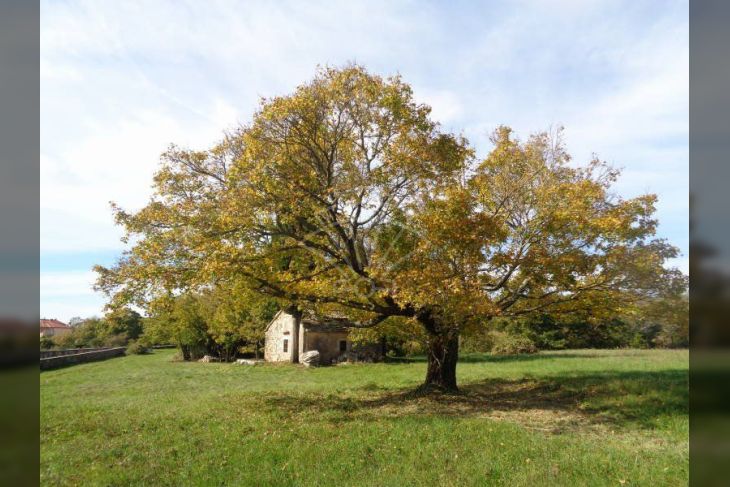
left=40, top=302, right=106, bottom=323
left=415, top=89, right=464, bottom=125
left=40, top=271, right=106, bottom=321
left=40, top=0, right=689, bottom=317
left=39, top=100, right=241, bottom=252
left=40, top=268, right=149, bottom=321
left=666, top=257, right=689, bottom=276
left=41, top=271, right=97, bottom=299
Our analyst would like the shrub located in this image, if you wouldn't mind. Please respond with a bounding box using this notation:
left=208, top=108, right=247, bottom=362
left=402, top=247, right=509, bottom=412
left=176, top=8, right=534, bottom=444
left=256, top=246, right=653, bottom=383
left=490, top=332, right=538, bottom=356
left=105, top=308, right=144, bottom=341
left=104, top=333, right=129, bottom=348
left=170, top=350, right=185, bottom=362
left=53, top=331, right=80, bottom=349
left=126, top=341, right=150, bottom=355
left=40, top=336, right=55, bottom=350
left=461, top=328, right=495, bottom=353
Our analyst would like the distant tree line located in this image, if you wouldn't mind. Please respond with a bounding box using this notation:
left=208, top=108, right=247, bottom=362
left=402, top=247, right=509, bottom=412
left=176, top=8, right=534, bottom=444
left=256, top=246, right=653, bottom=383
left=40, top=307, right=144, bottom=351
left=142, top=284, right=279, bottom=362
left=41, top=282, right=279, bottom=362
left=503, top=293, right=689, bottom=351
left=350, top=292, right=688, bottom=356
left=44, top=288, right=686, bottom=360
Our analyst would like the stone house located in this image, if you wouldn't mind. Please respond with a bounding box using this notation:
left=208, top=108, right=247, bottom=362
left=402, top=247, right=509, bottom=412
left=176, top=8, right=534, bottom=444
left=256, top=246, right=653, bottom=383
left=264, top=310, right=384, bottom=364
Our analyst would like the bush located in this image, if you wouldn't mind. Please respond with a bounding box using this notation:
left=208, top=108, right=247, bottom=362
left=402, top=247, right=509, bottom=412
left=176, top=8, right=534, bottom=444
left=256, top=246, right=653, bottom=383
left=461, top=328, right=495, bottom=353
left=490, top=332, right=538, bottom=356
left=40, top=336, right=55, bottom=350
left=53, top=331, right=80, bottom=349
left=104, top=333, right=129, bottom=348
left=126, top=341, right=150, bottom=355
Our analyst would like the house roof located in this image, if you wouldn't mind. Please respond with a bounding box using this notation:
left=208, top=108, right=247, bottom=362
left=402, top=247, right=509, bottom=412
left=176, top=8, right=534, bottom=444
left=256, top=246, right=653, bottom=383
left=40, top=319, right=71, bottom=330
left=301, top=319, right=351, bottom=333
left=264, top=309, right=353, bottom=334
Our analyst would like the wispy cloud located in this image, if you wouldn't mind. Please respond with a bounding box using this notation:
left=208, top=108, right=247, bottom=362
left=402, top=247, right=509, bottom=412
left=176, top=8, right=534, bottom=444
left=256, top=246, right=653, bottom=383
left=40, top=271, right=106, bottom=320
left=40, top=0, right=688, bottom=319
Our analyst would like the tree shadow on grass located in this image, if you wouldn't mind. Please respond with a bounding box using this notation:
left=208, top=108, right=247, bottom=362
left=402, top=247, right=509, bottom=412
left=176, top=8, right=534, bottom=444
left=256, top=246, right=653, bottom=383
left=260, top=369, right=688, bottom=433
left=385, top=352, right=609, bottom=365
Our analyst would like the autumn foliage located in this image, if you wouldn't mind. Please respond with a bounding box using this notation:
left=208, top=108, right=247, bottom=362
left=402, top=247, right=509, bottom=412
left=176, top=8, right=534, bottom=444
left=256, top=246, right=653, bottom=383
left=95, top=65, right=683, bottom=390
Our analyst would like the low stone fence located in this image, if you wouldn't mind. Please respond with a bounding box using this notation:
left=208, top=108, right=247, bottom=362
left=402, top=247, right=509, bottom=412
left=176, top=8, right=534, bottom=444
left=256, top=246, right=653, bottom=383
left=40, top=348, right=100, bottom=359
left=40, top=347, right=126, bottom=370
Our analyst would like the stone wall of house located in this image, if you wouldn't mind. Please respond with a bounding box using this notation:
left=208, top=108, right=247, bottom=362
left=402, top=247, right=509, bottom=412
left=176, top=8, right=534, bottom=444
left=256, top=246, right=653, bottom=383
left=303, top=330, right=349, bottom=365
left=264, top=311, right=296, bottom=362
left=298, top=322, right=305, bottom=357
left=264, top=310, right=385, bottom=364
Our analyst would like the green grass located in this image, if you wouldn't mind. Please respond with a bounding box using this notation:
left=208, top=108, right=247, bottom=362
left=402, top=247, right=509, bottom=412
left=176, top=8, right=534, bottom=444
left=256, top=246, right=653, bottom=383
left=41, top=349, right=688, bottom=486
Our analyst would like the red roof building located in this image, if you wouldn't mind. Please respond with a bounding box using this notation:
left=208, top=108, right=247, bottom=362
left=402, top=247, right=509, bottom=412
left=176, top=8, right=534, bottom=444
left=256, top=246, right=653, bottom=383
left=40, top=319, right=72, bottom=337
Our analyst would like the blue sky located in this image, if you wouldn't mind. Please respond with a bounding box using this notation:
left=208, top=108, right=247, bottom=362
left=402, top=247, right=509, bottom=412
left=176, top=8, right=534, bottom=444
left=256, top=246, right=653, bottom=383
left=40, top=0, right=688, bottom=322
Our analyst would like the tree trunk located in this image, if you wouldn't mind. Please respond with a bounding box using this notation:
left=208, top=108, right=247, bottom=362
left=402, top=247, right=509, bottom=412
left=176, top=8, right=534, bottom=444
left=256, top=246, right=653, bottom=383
left=423, top=332, right=459, bottom=391
left=417, top=309, right=459, bottom=391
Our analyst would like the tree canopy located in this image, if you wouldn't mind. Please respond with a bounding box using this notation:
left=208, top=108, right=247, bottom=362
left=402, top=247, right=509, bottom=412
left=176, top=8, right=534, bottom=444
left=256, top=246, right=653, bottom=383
left=95, top=65, right=683, bottom=390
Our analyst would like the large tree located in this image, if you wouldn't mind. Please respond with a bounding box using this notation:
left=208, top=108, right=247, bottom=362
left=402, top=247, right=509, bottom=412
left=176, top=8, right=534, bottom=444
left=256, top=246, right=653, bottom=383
left=96, top=65, right=681, bottom=391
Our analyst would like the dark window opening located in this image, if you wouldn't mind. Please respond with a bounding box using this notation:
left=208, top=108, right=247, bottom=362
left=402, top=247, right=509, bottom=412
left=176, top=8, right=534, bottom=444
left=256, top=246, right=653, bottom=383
left=283, top=339, right=289, bottom=353
left=339, top=340, right=347, bottom=352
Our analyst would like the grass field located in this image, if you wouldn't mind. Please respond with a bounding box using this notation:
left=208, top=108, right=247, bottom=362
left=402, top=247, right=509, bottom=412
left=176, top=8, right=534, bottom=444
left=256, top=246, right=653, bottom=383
left=40, top=349, right=688, bottom=486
